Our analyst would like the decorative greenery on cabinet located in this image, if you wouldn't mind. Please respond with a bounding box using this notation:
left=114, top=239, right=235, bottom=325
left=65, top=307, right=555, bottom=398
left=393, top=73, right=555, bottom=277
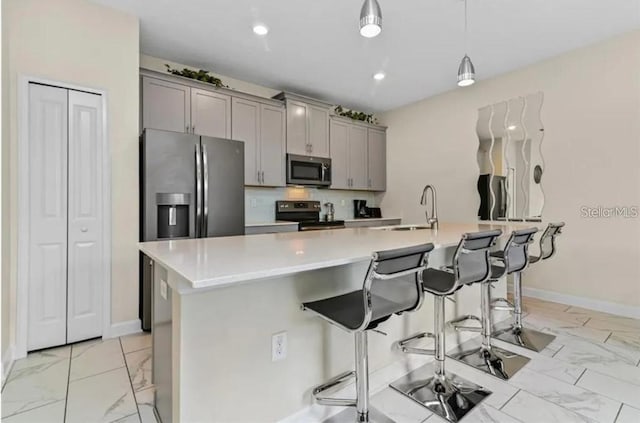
left=165, top=64, right=228, bottom=88
left=334, top=105, right=377, bottom=124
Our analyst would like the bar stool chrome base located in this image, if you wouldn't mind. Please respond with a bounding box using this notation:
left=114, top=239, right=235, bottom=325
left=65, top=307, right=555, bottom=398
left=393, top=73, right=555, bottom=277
left=447, top=338, right=530, bottom=380
left=390, top=363, right=490, bottom=423
left=323, top=406, right=394, bottom=423
left=492, top=322, right=556, bottom=353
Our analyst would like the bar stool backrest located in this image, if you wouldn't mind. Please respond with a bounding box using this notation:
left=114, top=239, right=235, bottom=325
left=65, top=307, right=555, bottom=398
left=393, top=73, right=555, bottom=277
left=359, top=243, right=434, bottom=330
left=503, top=227, right=538, bottom=274
left=539, top=222, right=565, bottom=260
left=453, top=229, right=502, bottom=287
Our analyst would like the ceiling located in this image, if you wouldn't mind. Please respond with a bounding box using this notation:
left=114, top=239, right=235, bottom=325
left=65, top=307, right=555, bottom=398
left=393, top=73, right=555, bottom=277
left=94, top=0, right=640, bottom=112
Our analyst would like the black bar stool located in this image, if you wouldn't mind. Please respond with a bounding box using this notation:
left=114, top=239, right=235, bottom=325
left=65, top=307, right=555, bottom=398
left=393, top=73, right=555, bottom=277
left=447, top=227, right=537, bottom=380
left=389, top=230, right=501, bottom=423
left=302, top=243, right=434, bottom=423
left=492, top=222, right=565, bottom=352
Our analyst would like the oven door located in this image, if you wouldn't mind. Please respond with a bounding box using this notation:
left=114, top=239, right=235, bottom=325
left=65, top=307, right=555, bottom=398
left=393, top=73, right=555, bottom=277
left=287, top=154, right=331, bottom=186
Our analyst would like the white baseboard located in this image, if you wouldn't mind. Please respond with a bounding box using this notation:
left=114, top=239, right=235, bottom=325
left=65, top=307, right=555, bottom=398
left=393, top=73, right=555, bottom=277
left=107, top=319, right=142, bottom=338
left=522, top=287, right=640, bottom=319
left=2, top=345, right=15, bottom=386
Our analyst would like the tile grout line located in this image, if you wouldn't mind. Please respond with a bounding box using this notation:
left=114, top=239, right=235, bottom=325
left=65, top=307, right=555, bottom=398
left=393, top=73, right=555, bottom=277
left=2, top=399, right=67, bottom=420
left=119, top=337, right=143, bottom=421
left=603, top=332, right=613, bottom=344
left=499, top=388, right=521, bottom=411
left=573, top=368, right=587, bottom=386
left=551, top=344, right=565, bottom=358
left=63, top=346, right=73, bottom=423
left=582, top=317, right=591, bottom=327
left=68, top=364, right=128, bottom=383
left=613, top=403, right=624, bottom=422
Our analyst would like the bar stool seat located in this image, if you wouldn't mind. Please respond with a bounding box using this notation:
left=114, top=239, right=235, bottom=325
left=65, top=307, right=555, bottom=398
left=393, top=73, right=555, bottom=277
left=303, top=243, right=434, bottom=423
left=304, top=291, right=408, bottom=331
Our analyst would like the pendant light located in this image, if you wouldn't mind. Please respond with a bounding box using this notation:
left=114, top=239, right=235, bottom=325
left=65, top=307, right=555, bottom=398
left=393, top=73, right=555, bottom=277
left=457, top=0, right=476, bottom=87
left=360, top=0, right=382, bottom=38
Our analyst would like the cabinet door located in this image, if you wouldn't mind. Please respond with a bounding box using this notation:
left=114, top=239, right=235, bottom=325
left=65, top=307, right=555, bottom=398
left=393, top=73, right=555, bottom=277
left=349, top=125, right=368, bottom=190
left=286, top=100, right=308, bottom=155
left=27, top=84, right=68, bottom=351
left=142, top=77, right=190, bottom=133
left=67, top=90, right=103, bottom=343
left=260, top=104, right=286, bottom=187
left=191, top=88, right=231, bottom=138
left=231, top=98, right=260, bottom=185
left=368, top=128, right=387, bottom=191
left=329, top=119, right=350, bottom=189
left=308, top=104, right=329, bottom=157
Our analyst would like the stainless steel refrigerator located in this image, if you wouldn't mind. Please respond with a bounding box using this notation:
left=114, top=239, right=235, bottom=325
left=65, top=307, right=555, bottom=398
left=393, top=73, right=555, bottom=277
left=140, top=128, right=245, bottom=330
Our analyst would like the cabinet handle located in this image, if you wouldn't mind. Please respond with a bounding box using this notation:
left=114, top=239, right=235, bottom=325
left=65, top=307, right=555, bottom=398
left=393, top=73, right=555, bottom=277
left=261, top=171, right=265, bottom=184
left=186, top=125, right=190, bottom=133
left=192, top=125, right=195, bottom=134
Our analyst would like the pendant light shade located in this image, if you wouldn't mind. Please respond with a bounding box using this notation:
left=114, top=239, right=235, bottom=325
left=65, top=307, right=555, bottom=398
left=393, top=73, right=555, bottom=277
left=360, top=0, right=382, bottom=38
left=457, top=55, right=475, bottom=87
left=457, top=0, right=476, bottom=87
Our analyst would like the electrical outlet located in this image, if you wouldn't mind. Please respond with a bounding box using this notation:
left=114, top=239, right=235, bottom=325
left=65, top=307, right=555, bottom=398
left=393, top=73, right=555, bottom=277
left=341, top=199, right=345, bottom=206
left=272, top=331, right=287, bottom=362
left=250, top=198, right=257, bottom=208
left=160, top=279, right=168, bottom=300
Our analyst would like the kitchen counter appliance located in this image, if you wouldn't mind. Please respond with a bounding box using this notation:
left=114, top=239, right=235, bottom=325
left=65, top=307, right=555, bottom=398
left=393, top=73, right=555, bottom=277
left=140, top=128, right=245, bottom=330
left=286, top=154, right=331, bottom=187
left=276, top=201, right=345, bottom=231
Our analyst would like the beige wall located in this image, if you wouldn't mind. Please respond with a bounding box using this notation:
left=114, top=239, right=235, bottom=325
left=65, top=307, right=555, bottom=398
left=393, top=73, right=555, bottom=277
left=140, top=54, right=280, bottom=99
left=379, top=30, right=640, bottom=308
left=4, top=0, right=140, bottom=351
left=2, top=0, right=10, bottom=363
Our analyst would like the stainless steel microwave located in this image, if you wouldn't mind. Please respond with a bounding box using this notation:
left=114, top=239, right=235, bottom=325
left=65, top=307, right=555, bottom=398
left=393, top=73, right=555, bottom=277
left=286, top=154, right=331, bottom=187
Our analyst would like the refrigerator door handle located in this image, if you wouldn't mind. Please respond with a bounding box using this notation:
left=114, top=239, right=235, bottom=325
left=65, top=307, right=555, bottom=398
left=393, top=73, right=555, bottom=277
left=202, top=144, right=209, bottom=236
left=195, top=143, right=202, bottom=237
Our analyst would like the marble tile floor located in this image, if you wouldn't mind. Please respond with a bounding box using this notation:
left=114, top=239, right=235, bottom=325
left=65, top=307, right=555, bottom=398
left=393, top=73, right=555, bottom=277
left=1, top=332, right=156, bottom=423
left=2, top=297, right=639, bottom=423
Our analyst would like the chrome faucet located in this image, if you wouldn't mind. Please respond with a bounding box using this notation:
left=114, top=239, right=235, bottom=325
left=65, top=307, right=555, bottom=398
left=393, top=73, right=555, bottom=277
left=420, top=185, right=438, bottom=229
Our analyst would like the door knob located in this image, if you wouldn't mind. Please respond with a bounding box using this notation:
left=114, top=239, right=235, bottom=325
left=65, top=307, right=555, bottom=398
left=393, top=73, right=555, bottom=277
left=81, top=227, right=88, bottom=232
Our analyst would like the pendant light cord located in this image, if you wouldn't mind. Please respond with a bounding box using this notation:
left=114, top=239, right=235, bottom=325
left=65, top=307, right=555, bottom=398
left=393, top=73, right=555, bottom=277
left=464, top=0, right=468, bottom=55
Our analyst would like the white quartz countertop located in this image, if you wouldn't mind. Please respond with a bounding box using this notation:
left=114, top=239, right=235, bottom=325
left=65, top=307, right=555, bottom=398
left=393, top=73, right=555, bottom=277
left=139, top=221, right=539, bottom=292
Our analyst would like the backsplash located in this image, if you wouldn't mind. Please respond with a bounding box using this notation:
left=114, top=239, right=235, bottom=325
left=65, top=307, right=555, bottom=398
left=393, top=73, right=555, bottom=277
left=245, top=187, right=377, bottom=223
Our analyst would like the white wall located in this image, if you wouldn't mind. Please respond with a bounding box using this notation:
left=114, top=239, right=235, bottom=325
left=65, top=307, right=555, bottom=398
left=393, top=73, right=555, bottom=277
left=379, top=30, right=640, bottom=308
left=3, top=0, right=140, bottom=349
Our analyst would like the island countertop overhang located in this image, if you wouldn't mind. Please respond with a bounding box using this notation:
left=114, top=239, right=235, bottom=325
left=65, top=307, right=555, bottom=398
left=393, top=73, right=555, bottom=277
left=139, top=221, right=539, bottom=293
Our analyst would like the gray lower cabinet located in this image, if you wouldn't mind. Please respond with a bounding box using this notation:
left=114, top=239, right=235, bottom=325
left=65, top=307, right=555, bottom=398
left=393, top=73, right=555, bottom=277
left=330, top=117, right=386, bottom=191
left=141, top=75, right=231, bottom=137
left=232, top=97, right=285, bottom=187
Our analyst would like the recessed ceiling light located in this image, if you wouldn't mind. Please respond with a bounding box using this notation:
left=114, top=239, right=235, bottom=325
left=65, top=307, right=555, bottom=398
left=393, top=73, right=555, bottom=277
left=253, top=24, right=269, bottom=36
left=507, top=125, right=517, bottom=130
left=373, top=72, right=385, bottom=81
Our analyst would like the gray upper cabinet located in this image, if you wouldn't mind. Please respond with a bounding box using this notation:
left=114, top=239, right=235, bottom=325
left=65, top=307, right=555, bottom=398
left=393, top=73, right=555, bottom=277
left=307, top=104, right=329, bottom=157
left=142, top=77, right=190, bottom=133
left=142, top=76, right=231, bottom=137
left=232, top=98, right=260, bottom=186
left=275, top=92, right=331, bottom=158
left=232, top=97, right=285, bottom=187
left=285, top=100, right=308, bottom=156
left=259, top=104, right=286, bottom=186
left=329, top=116, right=387, bottom=191
left=329, top=120, right=349, bottom=189
left=367, top=128, right=387, bottom=191
left=190, top=88, right=231, bottom=138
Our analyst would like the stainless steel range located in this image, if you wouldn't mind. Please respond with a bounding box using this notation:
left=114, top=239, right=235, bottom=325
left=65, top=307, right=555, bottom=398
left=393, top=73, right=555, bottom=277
left=275, top=201, right=345, bottom=231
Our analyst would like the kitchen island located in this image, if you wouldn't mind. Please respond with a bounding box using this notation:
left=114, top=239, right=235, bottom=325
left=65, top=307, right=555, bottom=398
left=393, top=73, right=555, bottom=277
left=139, top=222, right=536, bottom=422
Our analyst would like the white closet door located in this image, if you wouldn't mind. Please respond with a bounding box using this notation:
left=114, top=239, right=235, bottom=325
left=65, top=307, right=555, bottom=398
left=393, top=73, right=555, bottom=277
left=66, top=90, right=103, bottom=343
left=27, top=84, right=68, bottom=351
